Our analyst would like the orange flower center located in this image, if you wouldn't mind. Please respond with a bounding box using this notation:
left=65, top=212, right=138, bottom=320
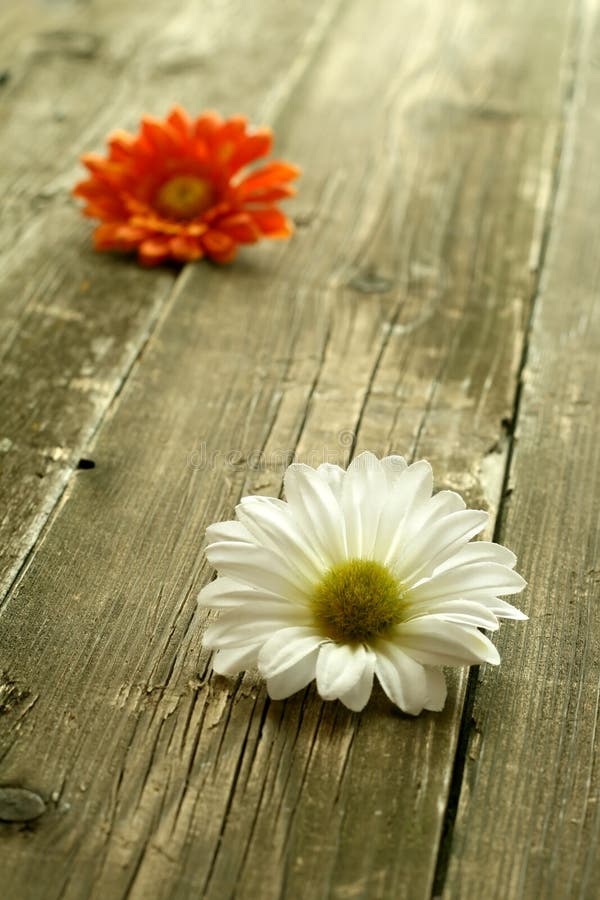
left=154, top=175, right=214, bottom=219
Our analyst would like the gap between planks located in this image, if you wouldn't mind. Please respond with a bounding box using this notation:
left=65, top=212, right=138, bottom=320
left=431, top=2, right=583, bottom=892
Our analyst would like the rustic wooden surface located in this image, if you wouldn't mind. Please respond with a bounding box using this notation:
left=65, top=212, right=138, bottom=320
left=0, top=1, right=597, bottom=898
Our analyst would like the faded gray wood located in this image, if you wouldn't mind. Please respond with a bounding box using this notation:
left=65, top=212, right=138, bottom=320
left=0, top=0, right=588, bottom=898
left=0, top=0, right=332, bottom=598
left=443, top=3, right=600, bottom=898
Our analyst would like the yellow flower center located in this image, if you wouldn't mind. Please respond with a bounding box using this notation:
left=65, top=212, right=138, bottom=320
left=311, top=559, right=406, bottom=643
left=155, top=175, right=214, bottom=219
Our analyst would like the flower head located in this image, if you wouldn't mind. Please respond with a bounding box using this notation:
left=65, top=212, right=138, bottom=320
left=73, top=107, right=300, bottom=266
left=199, top=452, right=527, bottom=714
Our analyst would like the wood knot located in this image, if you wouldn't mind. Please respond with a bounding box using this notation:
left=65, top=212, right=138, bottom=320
left=348, top=270, right=393, bottom=294
left=0, top=787, right=46, bottom=823
left=34, top=30, right=101, bottom=60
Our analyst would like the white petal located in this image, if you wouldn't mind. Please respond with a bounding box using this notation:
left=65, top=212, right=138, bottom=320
left=206, top=520, right=252, bottom=543
left=316, top=463, right=346, bottom=502
left=258, top=627, right=324, bottom=679
left=206, top=540, right=311, bottom=603
left=284, top=464, right=347, bottom=564
left=212, top=645, right=259, bottom=675
left=240, top=495, right=288, bottom=512
left=377, top=460, right=434, bottom=565
left=236, top=496, right=324, bottom=582
left=408, top=600, right=500, bottom=632
left=434, top=541, right=517, bottom=572
left=204, top=614, right=288, bottom=650
left=342, top=452, right=388, bottom=558
left=266, top=647, right=320, bottom=700
left=475, top=596, right=528, bottom=620
left=406, top=490, right=466, bottom=538
left=398, top=510, right=489, bottom=584
left=204, top=602, right=306, bottom=649
left=379, top=455, right=408, bottom=485
left=423, top=667, right=447, bottom=711
left=338, top=649, right=376, bottom=711
left=315, top=643, right=368, bottom=700
left=211, top=602, right=309, bottom=631
left=401, top=459, right=434, bottom=503
left=408, top=563, right=526, bottom=606
left=373, top=640, right=428, bottom=715
left=396, top=618, right=500, bottom=666
left=198, top=576, right=290, bottom=609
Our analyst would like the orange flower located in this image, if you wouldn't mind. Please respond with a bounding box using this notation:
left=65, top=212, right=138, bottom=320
left=73, top=107, right=300, bottom=266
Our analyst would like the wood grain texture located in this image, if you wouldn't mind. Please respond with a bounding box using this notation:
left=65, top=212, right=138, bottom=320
left=0, top=0, right=335, bottom=597
left=443, top=3, right=600, bottom=898
left=0, top=0, right=585, bottom=898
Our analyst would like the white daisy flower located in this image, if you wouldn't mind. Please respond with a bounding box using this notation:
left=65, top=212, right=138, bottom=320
left=198, top=452, right=527, bottom=715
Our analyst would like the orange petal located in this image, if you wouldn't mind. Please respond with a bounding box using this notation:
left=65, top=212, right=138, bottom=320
left=248, top=207, right=293, bottom=238
left=201, top=229, right=237, bottom=263
left=114, top=224, right=150, bottom=243
left=93, top=223, right=120, bottom=247
left=228, top=130, right=273, bottom=174
left=216, top=213, right=260, bottom=244
left=166, top=106, right=192, bottom=141
left=212, top=118, right=259, bottom=167
left=237, top=161, right=301, bottom=196
left=239, top=184, right=296, bottom=203
left=194, top=111, right=223, bottom=141
left=138, top=238, right=171, bottom=266
left=185, top=222, right=209, bottom=237
left=81, top=153, right=114, bottom=175
left=74, top=177, right=123, bottom=201
left=78, top=158, right=129, bottom=191
left=72, top=179, right=94, bottom=199
left=141, top=115, right=185, bottom=156
left=218, top=115, right=248, bottom=142
left=107, top=130, right=136, bottom=162
left=93, top=222, right=149, bottom=250
left=82, top=198, right=129, bottom=220
left=210, top=246, right=238, bottom=264
left=169, top=235, right=204, bottom=261
left=203, top=201, right=234, bottom=224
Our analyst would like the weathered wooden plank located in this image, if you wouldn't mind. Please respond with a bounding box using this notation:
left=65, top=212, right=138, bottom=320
left=0, top=1, right=574, bottom=899
left=443, top=4, right=600, bottom=898
left=0, top=0, right=337, bottom=598
left=216, top=4, right=576, bottom=897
